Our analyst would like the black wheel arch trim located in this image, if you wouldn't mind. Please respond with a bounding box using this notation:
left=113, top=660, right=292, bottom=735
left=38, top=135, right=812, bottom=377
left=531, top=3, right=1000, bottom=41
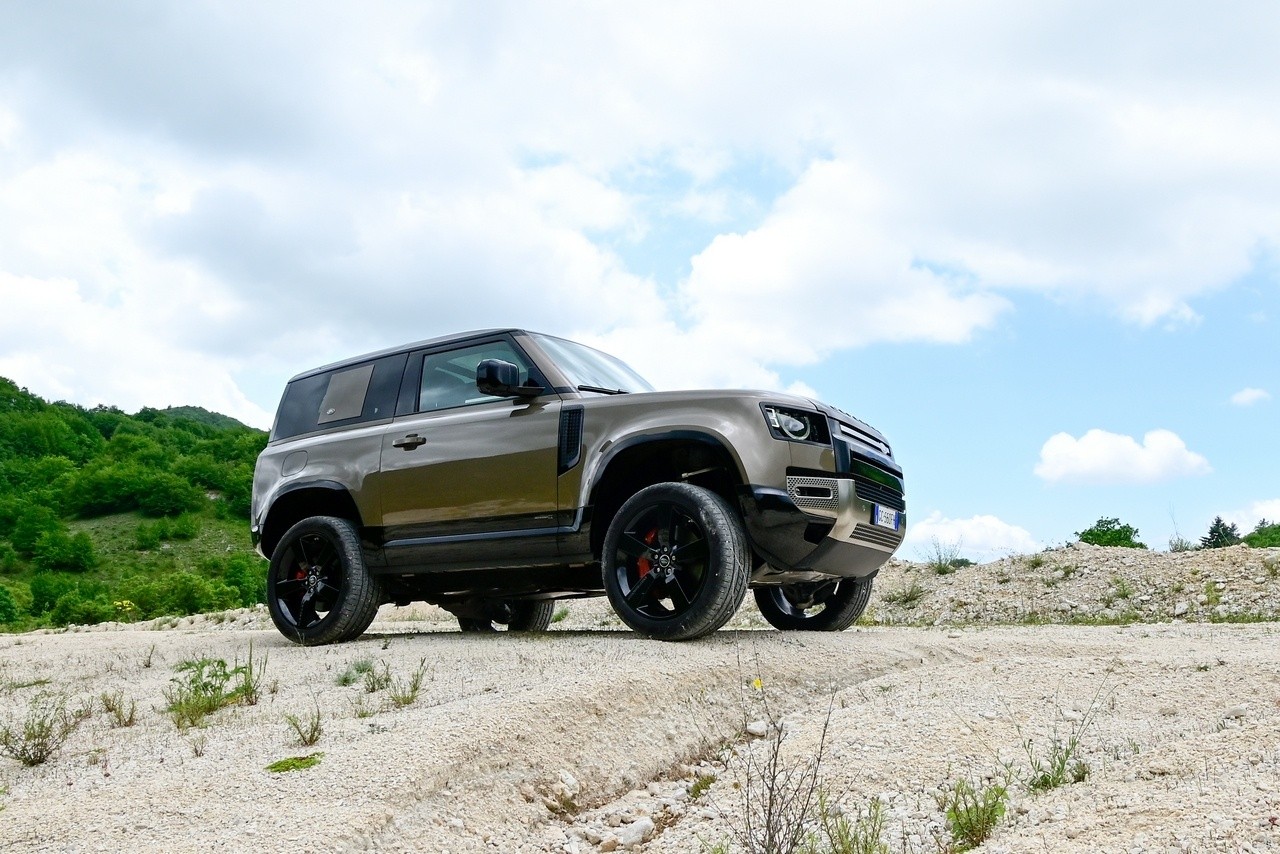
left=585, top=429, right=748, bottom=504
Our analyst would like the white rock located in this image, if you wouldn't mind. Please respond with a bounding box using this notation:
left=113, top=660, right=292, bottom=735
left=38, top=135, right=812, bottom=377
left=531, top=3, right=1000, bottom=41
left=745, top=720, right=769, bottom=737
left=1223, top=704, right=1248, bottom=720
left=616, top=817, right=655, bottom=848
left=1173, top=601, right=1189, bottom=617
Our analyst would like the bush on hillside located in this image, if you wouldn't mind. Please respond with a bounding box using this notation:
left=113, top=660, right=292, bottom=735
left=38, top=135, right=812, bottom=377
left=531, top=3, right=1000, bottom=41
left=32, top=530, right=96, bottom=572
left=1076, top=517, right=1147, bottom=549
left=28, top=572, right=78, bottom=616
left=1244, top=520, right=1280, bottom=548
left=10, top=506, right=63, bottom=557
left=0, top=584, right=18, bottom=623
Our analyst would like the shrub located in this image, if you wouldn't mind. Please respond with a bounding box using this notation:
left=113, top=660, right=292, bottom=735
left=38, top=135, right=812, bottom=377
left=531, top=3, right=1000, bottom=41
left=1076, top=517, right=1146, bottom=549
left=28, top=572, right=78, bottom=615
left=0, top=584, right=18, bottom=624
left=201, top=554, right=265, bottom=608
left=0, top=543, right=20, bottom=573
left=138, top=472, right=205, bottom=517
left=32, top=530, right=96, bottom=572
left=50, top=590, right=115, bottom=626
left=1200, top=516, right=1241, bottom=549
left=1243, top=520, right=1280, bottom=548
left=0, top=692, right=82, bottom=766
left=10, top=505, right=62, bottom=557
left=938, top=778, right=1007, bottom=851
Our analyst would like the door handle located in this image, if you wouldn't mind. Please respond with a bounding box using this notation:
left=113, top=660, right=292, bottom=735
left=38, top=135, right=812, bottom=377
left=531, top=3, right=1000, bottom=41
left=392, top=434, right=426, bottom=450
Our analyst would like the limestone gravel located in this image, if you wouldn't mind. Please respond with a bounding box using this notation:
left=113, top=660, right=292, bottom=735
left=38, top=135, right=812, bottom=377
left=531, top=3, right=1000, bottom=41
left=0, top=546, right=1277, bottom=852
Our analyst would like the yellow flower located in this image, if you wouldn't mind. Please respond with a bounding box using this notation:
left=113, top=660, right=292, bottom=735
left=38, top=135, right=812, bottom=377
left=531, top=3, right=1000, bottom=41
left=751, top=678, right=763, bottom=691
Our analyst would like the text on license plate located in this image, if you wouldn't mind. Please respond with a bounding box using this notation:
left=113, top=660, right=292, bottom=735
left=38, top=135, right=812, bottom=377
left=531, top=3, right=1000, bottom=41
left=873, top=505, right=899, bottom=530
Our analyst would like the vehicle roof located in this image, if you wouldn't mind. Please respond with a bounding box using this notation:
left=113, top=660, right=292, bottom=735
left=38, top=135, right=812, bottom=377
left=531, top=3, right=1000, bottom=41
left=287, top=328, right=527, bottom=383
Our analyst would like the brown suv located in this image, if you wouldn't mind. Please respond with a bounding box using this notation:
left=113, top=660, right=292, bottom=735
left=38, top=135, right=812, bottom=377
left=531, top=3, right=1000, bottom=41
left=251, top=329, right=905, bottom=643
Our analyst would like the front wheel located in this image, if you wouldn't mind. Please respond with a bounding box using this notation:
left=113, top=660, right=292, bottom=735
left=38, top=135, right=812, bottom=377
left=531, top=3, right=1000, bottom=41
left=458, top=600, right=556, bottom=632
left=602, top=482, right=750, bottom=641
left=267, top=516, right=383, bottom=645
left=753, top=578, right=872, bottom=631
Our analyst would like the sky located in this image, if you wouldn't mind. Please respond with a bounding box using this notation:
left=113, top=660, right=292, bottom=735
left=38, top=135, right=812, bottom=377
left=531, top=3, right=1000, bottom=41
left=1, top=1, right=1277, bottom=560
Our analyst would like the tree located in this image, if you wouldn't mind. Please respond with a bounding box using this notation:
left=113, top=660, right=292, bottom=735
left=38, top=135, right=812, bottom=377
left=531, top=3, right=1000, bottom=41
left=1242, top=519, right=1280, bottom=548
left=1075, top=517, right=1147, bottom=549
left=1200, top=516, right=1241, bottom=549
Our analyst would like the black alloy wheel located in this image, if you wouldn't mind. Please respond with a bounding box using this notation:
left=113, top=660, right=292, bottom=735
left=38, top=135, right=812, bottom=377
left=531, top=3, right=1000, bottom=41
left=267, top=515, right=382, bottom=645
left=602, top=482, right=749, bottom=641
left=753, top=578, right=872, bottom=631
left=458, top=600, right=556, bottom=632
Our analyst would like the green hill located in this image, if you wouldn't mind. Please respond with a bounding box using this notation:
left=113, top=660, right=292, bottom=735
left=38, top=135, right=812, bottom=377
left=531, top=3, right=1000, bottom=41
left=0, top=377, right=268, bottom=631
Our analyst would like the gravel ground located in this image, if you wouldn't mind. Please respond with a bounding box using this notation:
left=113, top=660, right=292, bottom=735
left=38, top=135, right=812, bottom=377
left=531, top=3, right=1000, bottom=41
left=2, top=553, right=1279, bottom=852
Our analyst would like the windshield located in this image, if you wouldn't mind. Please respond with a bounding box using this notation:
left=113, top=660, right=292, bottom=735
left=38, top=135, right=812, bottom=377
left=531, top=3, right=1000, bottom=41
left=531, top=334, right=656, bottom=394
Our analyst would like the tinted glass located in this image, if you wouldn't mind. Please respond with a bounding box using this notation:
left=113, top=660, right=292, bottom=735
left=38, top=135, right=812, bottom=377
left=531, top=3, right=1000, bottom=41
left=273, top=352, right=407, bottom=440
left=418, top=341, right=534, bottom=412
left=531, top=334, right=654, bottom=393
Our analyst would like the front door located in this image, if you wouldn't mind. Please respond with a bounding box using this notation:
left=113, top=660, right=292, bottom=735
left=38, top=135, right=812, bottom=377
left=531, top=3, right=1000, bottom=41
left=376, top=337, right=562, bottom=569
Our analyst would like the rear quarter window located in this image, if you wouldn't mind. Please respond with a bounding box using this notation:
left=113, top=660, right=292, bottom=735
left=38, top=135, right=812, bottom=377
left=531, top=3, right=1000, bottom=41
left=272, top=352, right=407, bottom=441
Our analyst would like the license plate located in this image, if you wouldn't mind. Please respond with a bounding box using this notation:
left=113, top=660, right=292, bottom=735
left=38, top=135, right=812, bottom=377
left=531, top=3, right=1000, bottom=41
left=873, top=505, right=899, bottom=530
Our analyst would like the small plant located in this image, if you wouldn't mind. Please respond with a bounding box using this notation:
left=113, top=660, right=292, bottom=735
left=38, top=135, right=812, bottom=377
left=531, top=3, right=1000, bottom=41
left=1021, top=686, right=1107, bottom=793
left=100, top=690, right=138, bottom=727
left=349, top=696, right=377, bottom=719
left=164, top=657, right=243, bottom=729
left=388, top=660, right=428, bottom=708
left=140, top=644, right=158, bottom=669
left=689, top=772, right=716, bottom=800
left=1203, top=580, right=1222, bottom=607
left=880, top=583, right=925, bottom=607
left=938, top=778, right=1007, bottom=851
left=363, top=662, right=392, bottom=694
left=801, top=793, right=890, bottom=854
left=0, top=692, right=81, bottom=766
left=1168, top=533, right=1195, bottom=552
left=285, top=702, right=323, bottom=747
left=925, top=538, right=966, bottom=575
left=1110, top=576, right=1134, bottom=600
left=1024, top=554, right=1045, bottom=570
left=336, top=657, right=375, bottom=687
left=234, top=641, right=267, bottom=706
left=189, top=733, right=207, bottom=757
left=1265, top=557, right=1280, bottom=579
left=551, top=605, right=570, bottom=624
left=267, top=752, right=323, bottom=773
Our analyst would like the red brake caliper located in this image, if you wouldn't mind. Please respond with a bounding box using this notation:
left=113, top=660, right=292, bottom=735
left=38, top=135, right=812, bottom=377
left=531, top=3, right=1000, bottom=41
left=636, top=528, right=659, bottom=578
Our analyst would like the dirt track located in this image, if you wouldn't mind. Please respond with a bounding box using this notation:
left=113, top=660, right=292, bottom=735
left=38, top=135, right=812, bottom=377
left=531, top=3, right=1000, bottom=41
left=1, top=604, right=1278, bottom=852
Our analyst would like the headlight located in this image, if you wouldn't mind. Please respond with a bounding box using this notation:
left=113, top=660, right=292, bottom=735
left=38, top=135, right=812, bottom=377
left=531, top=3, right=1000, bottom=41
left=762, top=405, right=828, bottom=443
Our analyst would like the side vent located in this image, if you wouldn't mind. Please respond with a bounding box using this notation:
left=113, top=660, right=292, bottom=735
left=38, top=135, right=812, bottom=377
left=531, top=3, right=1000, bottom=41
left=558, top=406, right=584, bottom=474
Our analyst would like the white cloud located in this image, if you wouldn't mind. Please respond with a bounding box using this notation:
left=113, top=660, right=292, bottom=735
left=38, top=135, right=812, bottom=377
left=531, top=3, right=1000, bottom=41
left=902, top=511, right=1043, bottom=563
left=1230, top=387, right=1270, bottom=406
left=2, top=3, right=1280, bottom=414
left=1223, top=499, right=1280, bottom=533
left=1034, top=428, right=1212, bottom=485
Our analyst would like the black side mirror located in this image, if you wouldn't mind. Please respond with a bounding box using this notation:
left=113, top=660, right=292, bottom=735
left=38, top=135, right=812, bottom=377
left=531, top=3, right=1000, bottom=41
left=476, top=359, right=542, bottom=397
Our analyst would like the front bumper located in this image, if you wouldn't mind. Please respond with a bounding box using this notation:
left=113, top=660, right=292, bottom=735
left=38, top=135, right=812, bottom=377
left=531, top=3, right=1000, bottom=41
left=740, top=473, right=906, bottom=579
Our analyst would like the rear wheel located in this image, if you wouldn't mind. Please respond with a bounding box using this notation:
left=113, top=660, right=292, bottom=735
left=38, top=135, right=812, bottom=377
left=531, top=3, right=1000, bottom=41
left=602, top=482, right=749, bottom=641
left=267, top=516, right=382, bottom=645
left=458, top=600, right=556, bottom=632
left=753, top=578, right=872, bottom=631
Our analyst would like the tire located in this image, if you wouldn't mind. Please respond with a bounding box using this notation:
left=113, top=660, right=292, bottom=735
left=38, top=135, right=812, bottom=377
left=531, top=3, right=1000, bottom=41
left=753, top=578, right=872, bottom=631
left=458, top=600, right=556, bottom=632
left=602, top=482, right=750, bottom=641
left=267, top=516, right=383, bottom=645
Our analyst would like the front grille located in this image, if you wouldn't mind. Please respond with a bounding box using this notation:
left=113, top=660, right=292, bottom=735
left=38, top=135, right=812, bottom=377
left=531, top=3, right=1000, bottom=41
left=839, top=422, right=890, bottom=456
left=853, top=474, right=905, bottom=511
left=852, top=523, right=902, bottom=550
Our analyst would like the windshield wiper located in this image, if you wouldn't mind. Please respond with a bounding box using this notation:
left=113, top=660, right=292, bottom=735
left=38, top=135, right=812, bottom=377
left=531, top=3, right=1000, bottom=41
left=577, top=384, right=627, bottom=395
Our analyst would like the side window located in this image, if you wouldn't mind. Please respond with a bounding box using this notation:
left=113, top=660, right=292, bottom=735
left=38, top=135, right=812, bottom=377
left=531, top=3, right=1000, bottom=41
left=273, top=353, right=407, bottom=440
left=417, top=341, right=533, bottom=412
